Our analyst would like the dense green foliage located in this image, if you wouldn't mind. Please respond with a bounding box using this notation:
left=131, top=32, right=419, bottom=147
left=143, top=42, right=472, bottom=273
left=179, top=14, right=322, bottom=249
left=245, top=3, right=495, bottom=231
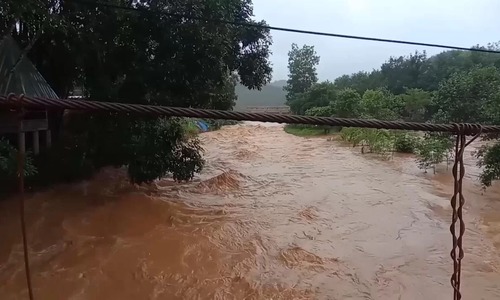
left=283, top=42, right=500, bottom=186
left=415, top=134, right=453, bottom=174
left=331, top=88, right=362, bottom=118
left=290, top=82, right=334, bottom=115
left=476, top=143, right=500, bottom=187
left=432, top=67, right=500, bottom=124
left=340, top=128, right=394, bottom=156
left=284, top=44, right=320, bottom=112
left=304, top=106, right=338, bottom=134
left=393, top=132, right=420, bottom=154
left=305, top=106, right=334, bottom=117
left=1, top=0, right=272, bottom=184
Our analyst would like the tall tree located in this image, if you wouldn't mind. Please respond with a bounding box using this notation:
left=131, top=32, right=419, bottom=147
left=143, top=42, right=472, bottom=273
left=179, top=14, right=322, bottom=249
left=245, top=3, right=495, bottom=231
left=331, top=88, right=362, bottom=118
left=2, top=0, right=273, bottom=184
left=284, top=43, right=320, bottom=107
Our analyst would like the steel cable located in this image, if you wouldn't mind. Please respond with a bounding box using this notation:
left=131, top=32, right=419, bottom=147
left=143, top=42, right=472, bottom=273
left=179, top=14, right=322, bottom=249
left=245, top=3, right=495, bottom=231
left=0, top=95, right=497, bottom=135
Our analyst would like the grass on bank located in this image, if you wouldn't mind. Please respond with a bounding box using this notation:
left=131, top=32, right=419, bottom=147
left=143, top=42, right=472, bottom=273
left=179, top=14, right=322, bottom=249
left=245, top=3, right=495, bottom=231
left=284, top=124, right=341, bottom=137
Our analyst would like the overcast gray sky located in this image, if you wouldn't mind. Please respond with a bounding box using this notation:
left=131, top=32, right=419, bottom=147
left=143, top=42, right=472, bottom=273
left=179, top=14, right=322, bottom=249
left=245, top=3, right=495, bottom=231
left=251, top=0, right=499, bottom=82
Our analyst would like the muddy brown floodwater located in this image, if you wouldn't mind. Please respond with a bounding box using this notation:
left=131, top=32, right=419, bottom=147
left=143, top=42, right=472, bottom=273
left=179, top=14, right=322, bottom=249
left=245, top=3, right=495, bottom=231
left=1, top=122, right=500, bottom=299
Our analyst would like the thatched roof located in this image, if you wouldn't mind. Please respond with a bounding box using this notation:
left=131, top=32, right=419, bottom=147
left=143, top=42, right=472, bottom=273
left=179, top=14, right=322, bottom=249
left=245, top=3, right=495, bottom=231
left=0, top=35, right=59, bottom=98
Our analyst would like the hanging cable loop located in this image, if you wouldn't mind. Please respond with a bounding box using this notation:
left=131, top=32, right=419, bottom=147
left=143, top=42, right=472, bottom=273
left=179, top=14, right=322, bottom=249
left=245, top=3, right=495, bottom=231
left=14, top=94, right=35, bottom=300
left=449, top=123, right=482, bottom=300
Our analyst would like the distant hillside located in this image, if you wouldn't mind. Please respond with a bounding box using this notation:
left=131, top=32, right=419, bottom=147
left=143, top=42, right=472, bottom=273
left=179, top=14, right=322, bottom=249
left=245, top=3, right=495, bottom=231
left=233, top=80, right=287, bottom=111
left=269, top=80, right=286, bottom=88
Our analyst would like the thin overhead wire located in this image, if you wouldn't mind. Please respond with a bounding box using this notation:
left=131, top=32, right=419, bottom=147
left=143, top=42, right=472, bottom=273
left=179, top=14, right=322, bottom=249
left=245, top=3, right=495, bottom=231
left=70, top=0, right=500, bottom=54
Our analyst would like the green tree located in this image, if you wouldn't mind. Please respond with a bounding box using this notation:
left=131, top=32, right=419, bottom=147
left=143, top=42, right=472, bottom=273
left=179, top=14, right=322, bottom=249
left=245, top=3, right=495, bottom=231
left=380, top=51, right=429, bottom=94
left=288, top=81, right=334, bottom=115
left=432, top=67, right=500, bottom=124
left=334, top=70, right=386, bottom=94
left=360, top=89, right=402, bottom=120
left=284, top=43, right=320, bottom=106
left=429, top=67, right=500, bottom=185
left=331, top=88, right=362, bottom=118
left=400, top=89, right=432, bottom=122
left=476, top=143, right=500, bottom=187
left=2, top=0, right=273, bottom=184
left=304, top=106, right=334, bottom=117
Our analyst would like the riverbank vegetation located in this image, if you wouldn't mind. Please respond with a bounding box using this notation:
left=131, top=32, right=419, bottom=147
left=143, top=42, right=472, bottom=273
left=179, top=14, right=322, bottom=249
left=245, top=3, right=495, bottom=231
left=1, top=0, right=272, bottom=190
left=283, top=42, right=500, bottom=186
left=284, top=124, right=340, bottom=137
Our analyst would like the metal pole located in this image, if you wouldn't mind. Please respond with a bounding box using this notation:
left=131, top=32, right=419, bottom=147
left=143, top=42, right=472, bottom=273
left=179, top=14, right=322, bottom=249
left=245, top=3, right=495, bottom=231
left=17, top=101, right=34, bottom=300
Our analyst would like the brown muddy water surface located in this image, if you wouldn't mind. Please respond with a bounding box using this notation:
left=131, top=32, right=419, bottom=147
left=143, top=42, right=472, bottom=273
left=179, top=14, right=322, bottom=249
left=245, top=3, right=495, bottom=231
left=1, top=122, right=500, bottom=299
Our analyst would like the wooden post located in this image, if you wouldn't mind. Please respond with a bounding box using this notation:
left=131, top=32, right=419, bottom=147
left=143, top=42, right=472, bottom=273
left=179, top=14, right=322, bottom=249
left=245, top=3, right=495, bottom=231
left=32, top=131, right=39, bottom=155
left=45, top=129, right=51, bottom=148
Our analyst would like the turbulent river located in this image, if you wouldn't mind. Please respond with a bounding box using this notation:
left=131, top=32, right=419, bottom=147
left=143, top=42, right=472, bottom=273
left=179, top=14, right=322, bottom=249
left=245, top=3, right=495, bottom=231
left=1, top=122, right=500, bottom=299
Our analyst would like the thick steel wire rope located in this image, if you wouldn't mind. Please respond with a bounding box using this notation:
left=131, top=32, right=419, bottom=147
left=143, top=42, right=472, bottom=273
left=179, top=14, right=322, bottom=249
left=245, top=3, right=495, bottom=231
left=0, top=95, right=496, bottom=135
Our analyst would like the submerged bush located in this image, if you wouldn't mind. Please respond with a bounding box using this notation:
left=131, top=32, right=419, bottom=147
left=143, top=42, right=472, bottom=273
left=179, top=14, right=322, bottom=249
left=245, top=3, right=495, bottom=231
left=393, top=132, right=420, bottom=153
left=415, top=134, right=453, bottom=173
